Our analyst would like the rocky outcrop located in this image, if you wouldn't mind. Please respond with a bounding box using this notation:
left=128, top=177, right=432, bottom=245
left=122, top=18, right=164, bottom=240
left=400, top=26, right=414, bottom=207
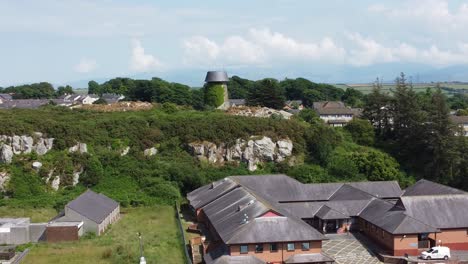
left=0, top=134, right=54, bottom=163
left=227, top=106, right=293, bottom=120
left=68, top=142, right=88, bottom=154
left=189, top=136, right=293, bottom=171
left=72, top=167, right=83, bottom=186
left=144, top=147, right=158, bottom=156
left=0, top=171, right=10, bottom=192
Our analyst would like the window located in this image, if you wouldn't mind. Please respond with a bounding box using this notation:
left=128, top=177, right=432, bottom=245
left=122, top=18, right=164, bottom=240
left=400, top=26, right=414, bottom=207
left=270, top=243, right=278, bottom=252
left=240, top=245, right=248, bottom=254
left=301, top=242, right=310, bottom=251
left=287, top=243, right=295, bottom=251
left=255, top=244, right=263, bottom=253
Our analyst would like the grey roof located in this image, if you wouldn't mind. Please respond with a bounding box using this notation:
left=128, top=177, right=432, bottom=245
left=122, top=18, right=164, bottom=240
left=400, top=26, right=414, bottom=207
left=101, top=93, right=124, bottom=104
left=201, top=187, right=270, bottom=243
left=205, top=71, right=229, bottom=83
left=359, top=199, right=438, bottom=234
left=285, top=253, right=334, bottom=264
left=400, top=195, right=468, bottom=229
left=209, top=255, right=265, bottom=264
left=450, top=115, right=468, bottom=124
left=228, top=99, right=246, bottom=106
left=403, top=179, right=466, bottom=196
left=313, top=101, right=355, bottom=115
left=66, top=190, right=119, bottom=224
left=0, top=94, right=12, bottom=101
left=227, top=216, right=326, bottom=244
left=328, top=184, right=375, bottom=201
left=0, top=99, right=50, bottom=109
left=278, top=199, right=372, bottom=219
left=347, top=181, right=402, bottom=198
left=315, top=205, right=349, bottom=220
left=285, top=100, right=303, bottom=105
left=187, top=178, right=238, bottom=209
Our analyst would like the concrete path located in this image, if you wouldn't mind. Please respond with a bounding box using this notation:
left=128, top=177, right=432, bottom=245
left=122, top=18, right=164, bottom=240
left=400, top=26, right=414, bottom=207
left=322, top=233, right=382, bottom=264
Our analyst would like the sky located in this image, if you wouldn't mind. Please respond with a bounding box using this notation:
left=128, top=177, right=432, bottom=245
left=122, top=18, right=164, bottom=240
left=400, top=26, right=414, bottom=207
left=2, top=0, right=468, bottom=87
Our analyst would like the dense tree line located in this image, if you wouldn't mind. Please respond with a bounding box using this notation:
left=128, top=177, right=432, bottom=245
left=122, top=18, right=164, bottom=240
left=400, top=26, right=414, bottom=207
left=362, top=73, right=467, bottom=189
left=87, top=76, right=365, bottom=110
left=0, top=82, right=74, bottom=99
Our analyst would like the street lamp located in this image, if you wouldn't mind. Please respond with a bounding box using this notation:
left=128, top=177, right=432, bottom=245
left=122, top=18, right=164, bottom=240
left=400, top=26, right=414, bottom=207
left=138, top=232, right=146, bottom=264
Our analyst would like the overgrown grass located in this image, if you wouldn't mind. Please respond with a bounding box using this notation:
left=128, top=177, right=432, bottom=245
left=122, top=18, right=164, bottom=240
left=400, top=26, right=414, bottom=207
left=22, top=206, right=185, bottom=264
left=0, top=206, right=57, bottom=222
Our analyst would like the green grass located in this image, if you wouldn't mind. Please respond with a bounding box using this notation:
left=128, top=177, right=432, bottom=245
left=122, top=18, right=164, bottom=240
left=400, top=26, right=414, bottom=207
left=0, top=207, right=57, bottom=222
left=22, top=206, right=185, bottom=264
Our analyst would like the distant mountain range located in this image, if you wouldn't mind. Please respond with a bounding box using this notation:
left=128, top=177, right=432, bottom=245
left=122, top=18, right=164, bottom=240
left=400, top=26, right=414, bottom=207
left=61, top=63, right=468, bottom=88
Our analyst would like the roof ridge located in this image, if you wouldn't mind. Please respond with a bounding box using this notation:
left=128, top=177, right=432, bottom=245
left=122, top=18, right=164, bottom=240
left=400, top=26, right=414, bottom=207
left=397, top=213, right=439, bottom=232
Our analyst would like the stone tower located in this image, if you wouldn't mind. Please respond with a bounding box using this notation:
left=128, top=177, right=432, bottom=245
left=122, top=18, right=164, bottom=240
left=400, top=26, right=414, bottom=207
left=204, top=71, right=229, bottom=110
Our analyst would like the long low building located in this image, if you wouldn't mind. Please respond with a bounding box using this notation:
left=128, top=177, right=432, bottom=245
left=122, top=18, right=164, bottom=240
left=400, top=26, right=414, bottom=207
left=188, top=175, right=468, bottom=262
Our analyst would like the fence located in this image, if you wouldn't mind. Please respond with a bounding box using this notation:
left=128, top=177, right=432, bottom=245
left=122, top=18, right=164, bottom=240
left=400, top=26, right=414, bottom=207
left=175, top=201, right=193, bottom=264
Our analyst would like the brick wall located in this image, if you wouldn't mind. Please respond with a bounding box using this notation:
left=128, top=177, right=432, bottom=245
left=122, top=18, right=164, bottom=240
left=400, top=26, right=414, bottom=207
left=46, top=226, right=79, bottom=242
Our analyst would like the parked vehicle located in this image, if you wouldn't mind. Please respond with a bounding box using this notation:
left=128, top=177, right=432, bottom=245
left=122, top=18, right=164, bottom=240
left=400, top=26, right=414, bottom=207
left=420, top=246, right=451, bottom=260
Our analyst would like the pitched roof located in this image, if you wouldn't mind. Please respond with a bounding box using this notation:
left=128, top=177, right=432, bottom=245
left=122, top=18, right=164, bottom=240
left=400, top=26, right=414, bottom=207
left=450, top=115, right=468, bottom=124
left=226, top=216, right=325, bottom=244
left=347, top=181, right=402, bottom=198
left=66, top=190, right=119, bottom=224
left=187, top=178, right=238, bottom=209
left=359, top=199, right=438, bottom=234
left=315, top=205, right=349, bottom=220
left=209, top=255, right=265, bottom=264
left=285, top=253, right=334, bottom=264
left=0, top=94, right=12, bottom=101
left=313, top=101, right=355, bottom=115
left=228, top=99, right=246, bottom=105
left=403, top=179, right=466, bottom=196
left=400, top=195, right=468, bottom=229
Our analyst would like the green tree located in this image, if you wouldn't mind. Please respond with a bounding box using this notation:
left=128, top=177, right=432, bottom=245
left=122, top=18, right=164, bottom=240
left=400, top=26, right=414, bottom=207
left=56, top=85, right=74, bottom=96
left=247, top=78, right=285, bottom=109
left=362, top=78, right=392, bottom=137
left=350, top=148, right=402, bottom=181
left=344, top=118, right=375, bottom=146
left=88, top=81, right=100, bottom=94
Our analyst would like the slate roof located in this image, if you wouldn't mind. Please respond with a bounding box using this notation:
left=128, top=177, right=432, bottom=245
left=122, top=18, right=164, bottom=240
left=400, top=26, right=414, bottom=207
left=315, top=205, right=349, bottom=220
left=228, top=99, right=246, bottom=106
left=187, top=178, right=238, bottom=210
left=313, top=101, right=355, bottom=115
left=0, top=94, right=12, bottom=101
left=101, top=93, right=124, bottom=104
left=208, top=255, right=265, bottom=264
left=66, top=190, right=119, bottom=224
left=403, top=179, right=466, bottom=196
left=450, top=115, right=468, bottom=124
left=400, top=195, right=468, bottom=229
left=359, top=199, right=438, bottom=234
left=0, top=99, right=50, bottom=109
left=285, top=253, right=335, bottom=264
left=227, top=216, right=325, bottom=244
left=347, top=181, right=403, bottom=198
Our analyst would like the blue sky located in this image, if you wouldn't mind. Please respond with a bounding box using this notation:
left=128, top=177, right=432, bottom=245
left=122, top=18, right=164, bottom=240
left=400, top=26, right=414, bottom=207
left=2, top=0, right=468, bottom=87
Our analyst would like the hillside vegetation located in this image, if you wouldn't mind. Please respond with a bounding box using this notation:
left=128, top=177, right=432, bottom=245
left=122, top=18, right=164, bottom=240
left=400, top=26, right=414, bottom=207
left=0, top=105, right=411, bottom=209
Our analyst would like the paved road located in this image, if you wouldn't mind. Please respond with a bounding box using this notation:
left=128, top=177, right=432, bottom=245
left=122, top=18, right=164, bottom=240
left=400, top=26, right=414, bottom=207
left=322, top=234, right=382, bottom=264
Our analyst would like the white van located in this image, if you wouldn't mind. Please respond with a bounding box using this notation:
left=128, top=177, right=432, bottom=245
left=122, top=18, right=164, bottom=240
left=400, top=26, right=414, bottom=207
left=420, top=246, right=451, bottom=260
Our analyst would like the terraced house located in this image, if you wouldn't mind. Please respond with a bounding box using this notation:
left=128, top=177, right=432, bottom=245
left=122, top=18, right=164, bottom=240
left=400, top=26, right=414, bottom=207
left=187, top=175, right=468, bottom=263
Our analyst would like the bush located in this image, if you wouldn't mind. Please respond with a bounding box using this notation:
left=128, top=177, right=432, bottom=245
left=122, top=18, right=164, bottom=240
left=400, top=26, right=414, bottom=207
left=344, top=118, right=375, bottom=146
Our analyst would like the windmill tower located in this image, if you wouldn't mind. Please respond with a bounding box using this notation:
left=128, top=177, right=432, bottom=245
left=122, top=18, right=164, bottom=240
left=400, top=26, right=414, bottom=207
left=204, top=71, right=230, bottom=110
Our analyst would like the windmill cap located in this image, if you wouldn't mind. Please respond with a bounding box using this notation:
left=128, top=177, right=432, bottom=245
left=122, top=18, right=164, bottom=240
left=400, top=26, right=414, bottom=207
left=205, top=71, right=229, bottom=82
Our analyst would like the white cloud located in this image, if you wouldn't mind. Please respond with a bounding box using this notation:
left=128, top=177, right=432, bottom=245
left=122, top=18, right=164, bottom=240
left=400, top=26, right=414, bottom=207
left=130, top=39, right=163, bottom=72
left=346, top=33, right=468, bottom=67
left=183, top=28, right=344, bottom=66
left=74, top=58, right=97, bottom=73
left=368, top=0, right=468, bottom=32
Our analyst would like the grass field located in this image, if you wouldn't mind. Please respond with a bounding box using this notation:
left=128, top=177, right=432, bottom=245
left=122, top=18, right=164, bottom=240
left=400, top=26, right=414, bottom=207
left=0, top=207, right=57, bottom=222
left=21, top=206, right=185, bottom=264
left=334, top=83, right=468, bottom=95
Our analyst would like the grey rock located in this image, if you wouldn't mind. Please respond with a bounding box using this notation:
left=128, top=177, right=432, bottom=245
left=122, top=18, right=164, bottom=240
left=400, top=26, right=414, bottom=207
left=73, top=167, right=83, bottom=186
left=21, top=136, right=34, bottom=154
left=32, top=161, right=43, bottom=170
left=34, top=138, right=49, bottom=155
left=0, top=171, right=10, bottom=191
left=69, top=142, right=87, bottom=154
left=12, top=135, right=22, bottom=154
left=0, top=144, right=14, bottom=164
left=144, top=147, right=158, bottom=156
left=33, top=132, right=43, bottom=138
left=276, top=139, right=293, bottom=162
left=51, top=176, right=60, bottom=191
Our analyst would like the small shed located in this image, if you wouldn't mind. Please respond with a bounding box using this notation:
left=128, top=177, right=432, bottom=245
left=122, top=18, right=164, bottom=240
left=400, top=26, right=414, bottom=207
left=46, top=222, right=83, bottom=242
